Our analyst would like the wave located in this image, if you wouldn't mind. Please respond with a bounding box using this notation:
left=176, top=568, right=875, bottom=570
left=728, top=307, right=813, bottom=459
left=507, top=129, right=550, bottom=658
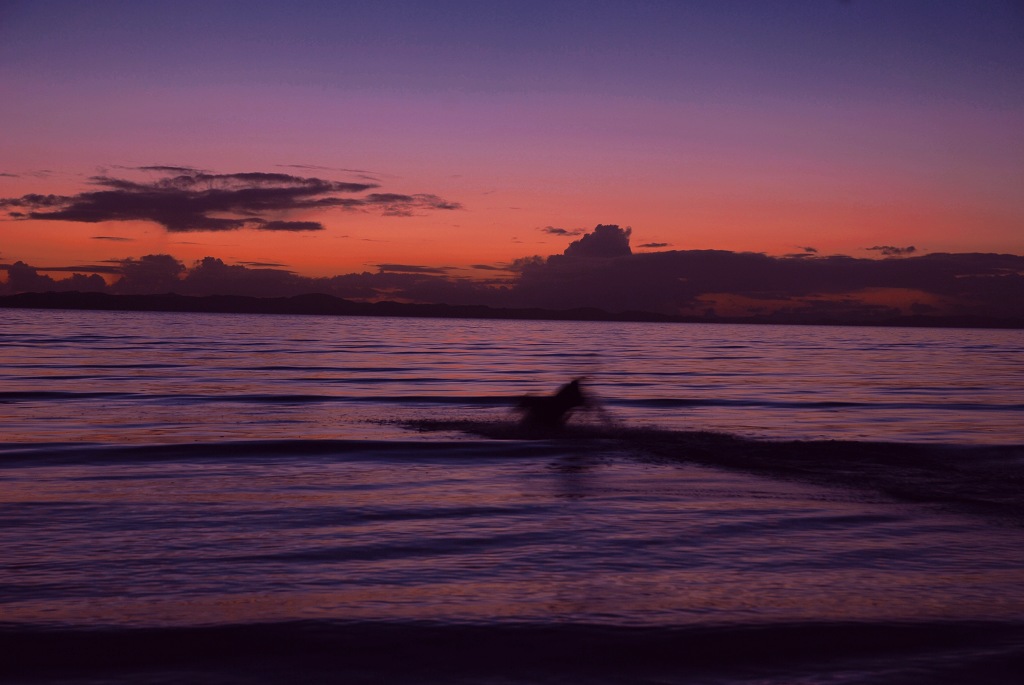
left=615, top=397, right=1024, bottom=411
left=0, top=391, right=515, bottom=406
left=406, top=420, right=1024, bottom=524
left=2, top=619, right=1021, bottom=684
left=2, top=422, right=1022, bottom=524
left=0, top=436, right=569, bottom=465
left=4, top=390, right=1020, bottom=414
left=0, top=391, right=133, bottom=402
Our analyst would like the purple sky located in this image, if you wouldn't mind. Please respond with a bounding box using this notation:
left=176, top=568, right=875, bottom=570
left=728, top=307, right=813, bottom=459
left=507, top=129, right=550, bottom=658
left=1, top=1, right=1023, bottom=317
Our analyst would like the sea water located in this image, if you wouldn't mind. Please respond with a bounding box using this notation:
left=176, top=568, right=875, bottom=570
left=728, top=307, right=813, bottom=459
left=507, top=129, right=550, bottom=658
left=1, top=309, right=1022, bottom=683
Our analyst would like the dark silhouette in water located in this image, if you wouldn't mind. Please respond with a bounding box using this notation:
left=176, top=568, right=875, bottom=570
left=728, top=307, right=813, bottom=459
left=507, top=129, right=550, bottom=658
left=516, top=378, right=591, bottom=428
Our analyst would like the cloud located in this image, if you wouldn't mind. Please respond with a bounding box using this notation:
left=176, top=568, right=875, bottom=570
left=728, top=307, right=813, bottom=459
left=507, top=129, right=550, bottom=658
left=563, top=224, right=632, bottom=258
left=92, top=235, right=134, bottom=242
left=38, top=263, right=124, bottom=274
left=364, top=193, right=463, bottom=216
left=1, top=193, right=68, bottom=209
left=178, top=257, right=304, bottom=297
left=3, top=224, right=1022, bottom=322
left=540, top=226, right=585, bottom=236
left=2, top=261, right=108, bottom=293
left=253, top=220, right=325, bottom=232
left=799, top=246, right=819, bottom=254
left=116, top=254, right=186, bottom=294
left=500, top=226, right=1024, bottom=319
left=0, top=168, right=461, bottom=232
left=507, top=256, right=545, bottom=272
left=277, top=164, right=381, bottom=181
left=868, top=245, right=917, bottom=257
left=238, top=261, right=289, bottom=268
left=638, top=242, right=669, bottom=249
left=134, top=165, right=203, bottom=174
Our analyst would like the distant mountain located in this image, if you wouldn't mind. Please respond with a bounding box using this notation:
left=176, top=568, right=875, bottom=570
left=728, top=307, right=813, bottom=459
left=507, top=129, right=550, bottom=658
left=0, top=291, right=681, bottom=323
left=2, top=291, right=1021, bottom=329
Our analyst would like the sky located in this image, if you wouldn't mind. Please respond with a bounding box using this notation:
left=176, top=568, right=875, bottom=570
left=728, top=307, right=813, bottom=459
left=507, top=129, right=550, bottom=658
left=1, top=0, right=1023, bottom=317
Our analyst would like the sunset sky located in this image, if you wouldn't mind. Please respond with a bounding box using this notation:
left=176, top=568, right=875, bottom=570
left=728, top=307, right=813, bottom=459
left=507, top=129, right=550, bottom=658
left=2, top=0, right=1023, bottom=283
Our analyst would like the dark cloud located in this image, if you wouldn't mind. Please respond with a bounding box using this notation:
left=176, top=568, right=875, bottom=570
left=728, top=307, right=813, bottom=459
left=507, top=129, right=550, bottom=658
left=116, top=255, right=186, bottom=294
left=785, top=246, right=819, bottom=258
left=38, top=264, right=124, bottom=274
left=178, top=257, right=304, bottom=297
left=92, top=235, right=134, bottom=242
left=239, top=261, right=289, bottom=268
left=1, top=193, right=68, bottom=209
left=503, top=228, right=1024, bottom=319
left=2, top=261, right=107, bottom=293
left=507, top=256, right=545, bottom=272
left=0, top=168, right=461, bottom=232
left=4, top=262, right=55, bottom=292
left=364, top=193, right=462, bottom=216
left=254, top=220, right=325, bottom=232
left=563, top=224, right=632, bottom=258
left=0, top=173, right=19, bottom=178
left=511, top=228, right=682, bottom=313
left=868, top=245, right=917, bottom=257
left=3, top=224, right=1022, bottom=322
left=638, top=242, right=669, bottom=249
left=135, top=165, right=202, bottom=174
left=540, top=226, right=585, bottom=236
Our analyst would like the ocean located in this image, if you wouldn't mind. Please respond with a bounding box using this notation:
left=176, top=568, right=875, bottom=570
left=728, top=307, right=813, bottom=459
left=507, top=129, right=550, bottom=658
left=1, top=308, right=1022, bottom=684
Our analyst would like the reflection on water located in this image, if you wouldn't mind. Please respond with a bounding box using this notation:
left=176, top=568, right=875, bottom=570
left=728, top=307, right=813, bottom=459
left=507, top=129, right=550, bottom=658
left=4, top=451, right=1022, bottom=628
left=1, top=309, right=1022, bottom=635
left=1, top=309, right=1022, bottom=444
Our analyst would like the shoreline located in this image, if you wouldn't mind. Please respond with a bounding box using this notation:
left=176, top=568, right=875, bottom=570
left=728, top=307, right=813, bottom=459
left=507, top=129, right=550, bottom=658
left=3, top=291, right=1022, bottom=330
